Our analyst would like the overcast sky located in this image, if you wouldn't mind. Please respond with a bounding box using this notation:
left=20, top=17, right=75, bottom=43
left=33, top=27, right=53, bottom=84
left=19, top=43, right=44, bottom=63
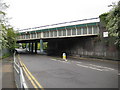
left=5, top=0, right=119, bottom=30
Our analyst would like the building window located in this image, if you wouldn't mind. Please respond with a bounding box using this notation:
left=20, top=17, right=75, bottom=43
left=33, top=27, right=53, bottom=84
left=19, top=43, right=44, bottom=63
left=93, top=26, right=98, bottom=34
left=67, top=29, right=71, bottom=36
left=43, top=32, right=47, bottom=37
left=31, top=33, right=36, bottom=38
left=26, top=34, right=30, bottom=39
left=23, top=35, right=25, bottom=39
left=88, top=26, right=92, bottom=34
left=37, top=33, right=41, bottom=38
left=32, top=33, right=35, bottom=38
left=63, top=30, right=66, bottom=36
left=77, top=27, right=82, bottom=35
left=21, top=35, right=23, bottom=39
left=31, top=34, right=33, bottom=38
left=46, top=31, right=49, bottom=37
left=26, top=34, right=28, bottom=39
left=71, top=27, right=76, bottom=35
left=50, top=31, right=53, bottom=37
left=58, top=30, right=62, bottom=36
left=54, top=30, right=57, bottom=37
left=34, top=33, right=36, bottom=38
left=83, top=27, right=87, bottom=34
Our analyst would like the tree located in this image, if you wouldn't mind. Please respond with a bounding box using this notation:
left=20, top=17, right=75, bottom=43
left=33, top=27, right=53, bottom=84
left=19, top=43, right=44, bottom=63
left=99, top=1, right=120, bottom=47
left=6, top=28, right=16, bottom=51
left=0, top=0, right=17, bottom=52
left=106, top=1, right=120, bottom=47
left=0, top=0, right=8, bottom=50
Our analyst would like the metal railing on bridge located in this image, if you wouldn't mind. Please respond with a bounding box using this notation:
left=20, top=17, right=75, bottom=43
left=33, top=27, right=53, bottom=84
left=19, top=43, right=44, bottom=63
left=17, top=18, right=100, bottom=41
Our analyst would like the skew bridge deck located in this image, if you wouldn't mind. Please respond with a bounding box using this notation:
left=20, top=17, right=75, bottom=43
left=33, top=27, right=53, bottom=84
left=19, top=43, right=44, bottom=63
left=17, top=22, right=100, bottom=41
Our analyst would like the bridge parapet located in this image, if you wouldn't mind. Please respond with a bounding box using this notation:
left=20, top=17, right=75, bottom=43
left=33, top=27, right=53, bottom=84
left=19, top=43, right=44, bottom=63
left=17, top=22, right=100, bottom=41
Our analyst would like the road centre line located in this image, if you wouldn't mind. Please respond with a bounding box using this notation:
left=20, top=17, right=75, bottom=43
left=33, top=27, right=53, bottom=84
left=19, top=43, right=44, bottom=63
left=19, top=61, right=38, bottom=89
left=18, top=55, right=44, bottom=90
left=18, top=55, right=37, bottom=88
left=70, top=61, right=82, bottom=64
left=51, top=58, right=115, bottom=72
left=18, top=55, right=38, bottom=89
left=51, top=59, right=70, bottom=63
left=51, top=59, right=56, bottom=61
left=89, top=64, right=115, bottom=70
left=21, top=60, right=44, bottom=90
left=77, top=64, right=103, bottom=71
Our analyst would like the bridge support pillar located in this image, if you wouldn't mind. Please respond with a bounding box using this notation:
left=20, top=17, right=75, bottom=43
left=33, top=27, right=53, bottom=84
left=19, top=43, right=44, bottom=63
left=35, top=42, right=37, bottom=54
left=31, top=42, right=33, bottom=53
left=29, top=43, right=31, bottom=52
left=26, top=43, right=28, bottom=51
left=40, top=39, right=43, bottom=53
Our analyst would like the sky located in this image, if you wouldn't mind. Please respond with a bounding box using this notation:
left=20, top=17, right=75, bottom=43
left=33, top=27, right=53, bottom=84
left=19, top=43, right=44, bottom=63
left=5, top=0, right=119, bottom=30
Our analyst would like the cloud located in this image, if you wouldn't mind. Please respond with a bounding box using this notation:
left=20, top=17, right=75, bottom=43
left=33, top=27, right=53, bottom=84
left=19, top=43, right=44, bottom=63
left=6, top=0, right=119, bottom=29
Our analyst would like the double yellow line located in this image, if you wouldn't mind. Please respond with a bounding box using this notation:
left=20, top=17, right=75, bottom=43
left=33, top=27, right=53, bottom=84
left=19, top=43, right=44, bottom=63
left=18, top=55, right=44, bottom=90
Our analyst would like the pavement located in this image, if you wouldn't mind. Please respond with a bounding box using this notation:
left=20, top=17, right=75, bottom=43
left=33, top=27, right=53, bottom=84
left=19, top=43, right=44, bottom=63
left=17, top=54, right=119, bottom=89
left=0, top=60, right=2, bottom=90
left=2, top=57, right=16, bottom=89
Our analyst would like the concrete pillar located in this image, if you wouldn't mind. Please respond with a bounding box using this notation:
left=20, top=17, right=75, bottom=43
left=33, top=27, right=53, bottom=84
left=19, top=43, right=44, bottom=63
left=29, top=43, right=31, bottom=52
left=40, top=39, right=43, bottom=53
left=35, top=42, right=37, bottom=54
left=26, top=43, right=28, bottom=51
left=31, top=42, right=34, bottom=53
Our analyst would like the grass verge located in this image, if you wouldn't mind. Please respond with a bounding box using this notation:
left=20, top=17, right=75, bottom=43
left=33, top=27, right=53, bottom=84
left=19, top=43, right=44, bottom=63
left=0, top=53, right=11, bottom=60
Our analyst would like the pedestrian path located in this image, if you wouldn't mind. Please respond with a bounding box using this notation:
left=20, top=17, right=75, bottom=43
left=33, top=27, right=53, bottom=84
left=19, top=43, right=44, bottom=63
left=0, top=61, right=2, bottom=90
left=2, top=57, right=16, bottom=88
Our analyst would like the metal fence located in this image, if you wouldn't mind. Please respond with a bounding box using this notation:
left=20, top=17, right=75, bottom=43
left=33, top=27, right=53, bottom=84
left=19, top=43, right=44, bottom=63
left=13, top=52, right=28, bottom=89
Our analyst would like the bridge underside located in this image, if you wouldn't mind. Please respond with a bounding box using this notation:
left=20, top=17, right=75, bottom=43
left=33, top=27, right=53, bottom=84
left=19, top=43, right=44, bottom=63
left=17, top=35, right=119, bottom=60
left=17, top=35, right=97, bottom=43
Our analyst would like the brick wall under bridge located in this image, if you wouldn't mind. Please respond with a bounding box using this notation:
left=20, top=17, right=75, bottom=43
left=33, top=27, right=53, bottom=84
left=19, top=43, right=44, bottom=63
left=47, top=36, right=119, bottom=60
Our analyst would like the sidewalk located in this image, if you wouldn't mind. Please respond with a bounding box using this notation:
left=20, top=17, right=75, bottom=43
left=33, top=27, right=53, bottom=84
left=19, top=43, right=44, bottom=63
left=2, top=56, right=16, bottom=88
left=0, top=60, right=2, bottom=90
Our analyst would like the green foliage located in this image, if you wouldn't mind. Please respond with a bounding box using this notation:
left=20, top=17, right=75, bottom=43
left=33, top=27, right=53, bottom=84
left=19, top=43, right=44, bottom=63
left=43, top=42, right=48, bottom=50
left=99, top=1, right=120, bottom=47
left=99, top=13, right=109, bottom=27
left=106, top=1, right=120, bottom=47
left=15, top=43, right=20, bottom=48
left=37, top=43, right=40, bottom=49
left=22, top=43, right=26, bottom=49
left=0, top=0, right=9, bottom=24
left=0, top=24, right=17, bottom=51
left=1, top=53, right=11, bottom=59
left=6, top=28, right=17, bottom=51
left=0, top=1, right=17, bottom=52
left=37, top=42, right=48, bottom=50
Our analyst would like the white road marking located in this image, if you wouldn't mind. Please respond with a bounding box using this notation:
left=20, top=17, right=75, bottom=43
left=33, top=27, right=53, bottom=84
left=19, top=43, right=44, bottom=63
left=89, top=64, right=115, bottom=70
left=51, top=59, right=57, bottom=61
left=59, top=60, right=70, bottom=63
left=70, top=61, right=82, bottom=64
left=51, top=59, right=115, bottom=72
left=74, top=61, right=82, bottom=63
left=77, top=63, right=116, bottom=72
left=77, top=64, right=103, bottom=71
left=51, top=59, right=70, bottom=64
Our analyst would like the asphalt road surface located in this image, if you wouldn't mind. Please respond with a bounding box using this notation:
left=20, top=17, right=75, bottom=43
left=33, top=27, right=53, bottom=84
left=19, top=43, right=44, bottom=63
left=18, top=54, right=118, bottom=88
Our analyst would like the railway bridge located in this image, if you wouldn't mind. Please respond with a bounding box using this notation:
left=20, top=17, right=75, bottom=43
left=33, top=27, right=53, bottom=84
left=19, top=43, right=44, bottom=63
left=16, top=18, right=119, bottom=60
